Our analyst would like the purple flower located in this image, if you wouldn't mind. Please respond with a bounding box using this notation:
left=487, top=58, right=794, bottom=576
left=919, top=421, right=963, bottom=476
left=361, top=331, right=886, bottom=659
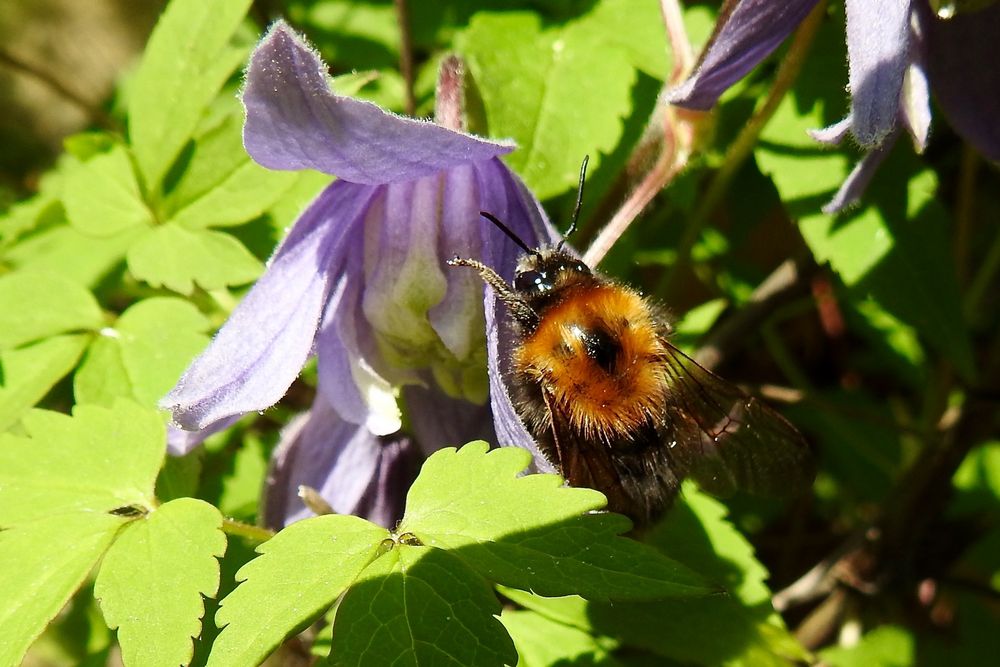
left=667, top=0, right=1000, bottom=212
left=161, top=22, right=558, bottom=527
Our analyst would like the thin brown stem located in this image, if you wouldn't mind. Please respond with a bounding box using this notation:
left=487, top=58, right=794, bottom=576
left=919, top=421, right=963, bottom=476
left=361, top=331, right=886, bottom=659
left=394, top=0, right=416, bottom=116
left=659, top=0, right=694, bottom=84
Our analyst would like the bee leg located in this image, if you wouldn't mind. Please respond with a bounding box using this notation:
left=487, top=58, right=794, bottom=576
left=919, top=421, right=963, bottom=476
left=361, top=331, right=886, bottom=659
left=447, top=257, right=539, bottom=329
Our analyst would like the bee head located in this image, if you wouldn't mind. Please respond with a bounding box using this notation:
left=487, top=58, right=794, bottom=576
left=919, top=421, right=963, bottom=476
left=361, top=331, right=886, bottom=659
left=513, top=248, right=592, bottom=299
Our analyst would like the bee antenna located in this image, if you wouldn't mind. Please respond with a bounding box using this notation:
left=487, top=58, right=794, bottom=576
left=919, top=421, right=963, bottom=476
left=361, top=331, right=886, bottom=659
left=479, top=211, right=540, bottom=257
left=559, top=155, right=589, bottom=250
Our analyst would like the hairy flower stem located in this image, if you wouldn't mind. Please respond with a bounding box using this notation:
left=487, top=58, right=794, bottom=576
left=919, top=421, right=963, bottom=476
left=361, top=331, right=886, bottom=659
left=222, top=517, right=275, bottom=544
left=658, top=0, right=826, bottom=297
left=394, top=0, right=416, bottom=116
left=581, top=0, right=696, bottom=267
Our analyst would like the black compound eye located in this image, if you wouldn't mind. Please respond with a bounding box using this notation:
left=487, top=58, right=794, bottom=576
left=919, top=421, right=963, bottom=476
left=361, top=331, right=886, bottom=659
left=514, top=269, right=547, bottom=293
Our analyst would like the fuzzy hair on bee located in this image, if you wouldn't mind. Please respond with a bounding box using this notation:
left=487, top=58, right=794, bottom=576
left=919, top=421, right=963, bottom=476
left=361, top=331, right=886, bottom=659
left=449, top=159, right=814, bottom=529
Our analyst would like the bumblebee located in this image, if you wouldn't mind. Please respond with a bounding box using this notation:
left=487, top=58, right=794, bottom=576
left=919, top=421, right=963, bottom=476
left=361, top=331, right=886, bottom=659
left=450, top=159, right=814, bottom=527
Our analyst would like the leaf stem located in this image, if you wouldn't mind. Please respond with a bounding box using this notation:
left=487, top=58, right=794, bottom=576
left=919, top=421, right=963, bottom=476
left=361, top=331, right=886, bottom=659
left=222, top=518, right=274, bottom=544
left=394, top=0, right=416, bottom=116
left=657, top=0, right=826, bottom=296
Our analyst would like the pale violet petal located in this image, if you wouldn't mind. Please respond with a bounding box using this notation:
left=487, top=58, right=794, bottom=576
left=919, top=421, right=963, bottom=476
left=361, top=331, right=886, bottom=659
left=808, top=115, right=853, bottom=145
left=402, top=383, right=495, bottom=456
left=263, top=394, right=419, bottom=529
left=243, top=21, right=514, bottom=184
left=822, top=131, right=898, bottom=214
left=845, top=0, right=911, bottom=147
left=161, top=182, right=376, bottom=430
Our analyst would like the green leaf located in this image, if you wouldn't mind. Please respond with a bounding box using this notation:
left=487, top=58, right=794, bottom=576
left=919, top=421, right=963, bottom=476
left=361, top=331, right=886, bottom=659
left=62, top=142, right=154, bottom=237
left=75, top=297, right=211, bottom=408
left=327, top=545, right=516, bottom=667
left=127, top=223, right=262, bottom=294
left=504, top=486, right=809, bottom=666
left=501, top=609, right=619, bottom=667
left=458, top=10, right=636, bottom=199
left=4, top=222, right=144, bottom=288
left=399, top=443, right=714, bottom=600
left=0, top=401, right=164, bottom=527
left=208, top=514, right=387, bottom=667
left=164, top=110, right=298, bottom=229
left=128, top=0, right=253, bottom=190
left=0, top=271, right=103, bottom=348
left=0, top=512, right=123, bottom=667
left=820, top=625, right=914, bottom=667
left=0, top=334, right=90, bottom=432
left=95, top=498, right=226, bottom=667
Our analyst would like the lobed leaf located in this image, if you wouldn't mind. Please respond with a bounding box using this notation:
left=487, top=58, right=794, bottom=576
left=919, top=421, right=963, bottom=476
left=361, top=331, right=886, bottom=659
left=0, top=271, right=103, bottom=349
left=74, top=297, right=211, bottom=409
left=207, top=514, right=387, bottom=667
left=0, top=334, right=90, bottom=432
left=95, top=498, right=226, bottom=667
left=128, top=0, right=253, bottom=191
left=458, top=10, right=636, bottom=200
left=327, top=545, right=516, bottom=667
left=126, top=223, right=262, bottom=295
left=399, top=443, right=714, bottom=600
left=62, top=143, right=153, bottom=237
left=0, top=401, right=164, bottom=527
left=0, top=513, right=123, bottom=667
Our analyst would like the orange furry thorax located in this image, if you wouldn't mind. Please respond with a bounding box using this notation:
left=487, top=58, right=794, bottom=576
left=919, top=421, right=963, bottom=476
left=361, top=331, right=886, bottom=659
left=514, top=283, right=669, bottom=443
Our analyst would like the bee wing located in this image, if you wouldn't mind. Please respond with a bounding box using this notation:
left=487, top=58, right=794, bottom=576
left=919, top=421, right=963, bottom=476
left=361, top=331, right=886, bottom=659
left=658, top=340, right=815, bottom=498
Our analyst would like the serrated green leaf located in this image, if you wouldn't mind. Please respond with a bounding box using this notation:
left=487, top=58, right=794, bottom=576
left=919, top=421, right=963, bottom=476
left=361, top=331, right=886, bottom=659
left=127, top=223, right=262, bottom=294
left=327, top=545, right=516, bottom=667
left=0, top=334, right=90, bottom=432
left=0, top=401, right=164, bottom=527
left=128, top=0, right=253, bottom=190
left=75, top=297, right=211, bottom=409
left=501, top=609, right=620, bottom=667
left=399, top=443, right=714, bottom=600
left=0, top=512, right=123, bottom=667
left=4, top=222, right=143, bottom=288
left=458, top=11, right=635, bottom=199
left=208, top=514, right=387, bottom=667
left=164, top=110, right=298, bottom=229
left=62, top=143, right=154, bottom=237
left=0, top=271, right=103, bottom=349
left=95, top=498, right=225, bottom=667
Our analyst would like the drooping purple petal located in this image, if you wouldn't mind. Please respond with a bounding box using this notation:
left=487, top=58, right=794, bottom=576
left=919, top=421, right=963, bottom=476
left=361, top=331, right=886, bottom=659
left=351, top=435, right=422, bottom=529
left=822, top=131, right=899, bottom=214
left=242, top=21, right=514, bottom=185
left=263, top=394, right=420, bottom=529
left=161, top=182, right=376, bottom=430
left=920, top=1, right=1000, bottom=161
left=809, top=115, right=853, bottom=145
left=844, top=0, right=911, bottom=147
left=666, top=0, right=820, bottom=110
left=402, top=383, right=495, bottom=456
left=166, top=415, right=241, bottom=456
